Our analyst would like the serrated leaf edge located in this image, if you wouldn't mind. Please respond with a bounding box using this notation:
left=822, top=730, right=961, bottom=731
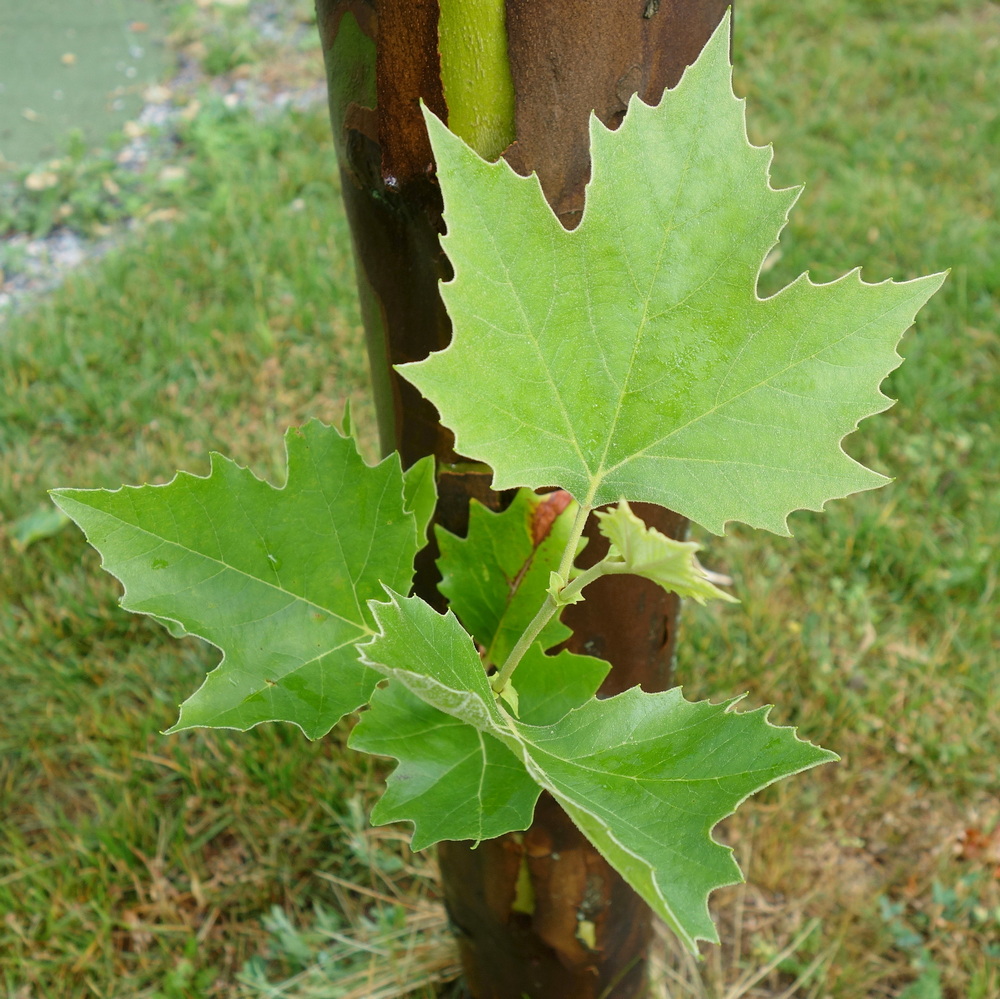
left=359, top=591, right=837, bottom=950
left=51, top=420, right=419, bottom=738
left=501, top=695, right=837, bottom=951
left=399, top=13, right=946, bottom=535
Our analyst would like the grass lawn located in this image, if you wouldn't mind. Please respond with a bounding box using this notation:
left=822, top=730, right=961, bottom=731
left=1, top=0, right=997, bottom=996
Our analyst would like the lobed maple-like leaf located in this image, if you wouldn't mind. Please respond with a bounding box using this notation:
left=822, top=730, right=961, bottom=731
left=399, top=12, right=945, bottom=535
left=350, top=678, right=539, bottom=849
left=52, top=421, right=434, bottom=739
left=351, top=640, right=610, bottom=847
left=359, top=591, right=836, bottom=951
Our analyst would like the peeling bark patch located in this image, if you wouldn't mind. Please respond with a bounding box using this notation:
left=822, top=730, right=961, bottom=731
left=375, top=0, right=447, bottom=185
left=531, top=489, right=573, bottom=547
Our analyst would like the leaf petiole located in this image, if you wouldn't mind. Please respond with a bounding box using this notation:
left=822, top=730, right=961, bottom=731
left=556, top=499, right=593, bottom=584
left=492, top=501, right=593, bottom=697
left=490, top=592, right=557, bottom=697
left=557, top=555, right=628, bottom=604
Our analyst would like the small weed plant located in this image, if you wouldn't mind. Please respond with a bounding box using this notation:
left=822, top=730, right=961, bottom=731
left=53, top=17, right=942, bottom=954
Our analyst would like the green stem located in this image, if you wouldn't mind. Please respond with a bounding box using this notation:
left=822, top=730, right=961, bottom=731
left=558, top=555, right=627, bottom=604
left=438, top=0, right=516, bottom=160
left=492, top=518, right=626, bottom=698
left=493, top=501, right=592, bottom=696
left=557, top=502, right=592, bottom=584
left=491, top=592, right=557, bottom=695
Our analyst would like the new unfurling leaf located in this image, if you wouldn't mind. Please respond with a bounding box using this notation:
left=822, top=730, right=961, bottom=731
left=595, top=500, right=738, bottom=604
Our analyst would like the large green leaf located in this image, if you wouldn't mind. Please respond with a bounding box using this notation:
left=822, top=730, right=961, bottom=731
left=353, top=487, right=609, bottom=847
left=360, top=591, right=836, bottom=951
left=350, top=678, right=539, bottom=849
left=52, top=422, right=434, bottom=739
left=350, top=641, right=610, bottom=848
left=399, top=12, right=945, bottom=535
left=436, top=488, right=580, bottom=666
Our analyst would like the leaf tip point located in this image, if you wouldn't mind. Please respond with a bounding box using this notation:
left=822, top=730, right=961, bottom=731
left=366, top=586, right=404, bottom=622
left=47, top=487, right=73, bottom=512
left=418, top=100, right=444, bottom=133
left=720, top=692, right=749, bottom=713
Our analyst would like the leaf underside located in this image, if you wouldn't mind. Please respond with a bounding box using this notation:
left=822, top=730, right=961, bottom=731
left=52, top=422, right=433, bottom=739
left=400, top=12, right=945, bottom=535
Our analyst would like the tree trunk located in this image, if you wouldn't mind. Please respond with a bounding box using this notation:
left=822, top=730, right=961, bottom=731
left=316, top=3, right=729, bottom=996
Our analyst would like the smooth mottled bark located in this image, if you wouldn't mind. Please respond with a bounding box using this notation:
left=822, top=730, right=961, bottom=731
left=317, top=3, right=729, bottom=995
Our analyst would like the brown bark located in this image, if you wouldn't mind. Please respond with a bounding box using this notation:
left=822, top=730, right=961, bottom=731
left=502, top=0, right=734, bottom=229
left=317, top=2, right=729, bottom=996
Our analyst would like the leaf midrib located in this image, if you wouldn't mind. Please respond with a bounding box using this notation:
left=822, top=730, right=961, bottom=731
left=594, top=94, right=709, bottom=488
